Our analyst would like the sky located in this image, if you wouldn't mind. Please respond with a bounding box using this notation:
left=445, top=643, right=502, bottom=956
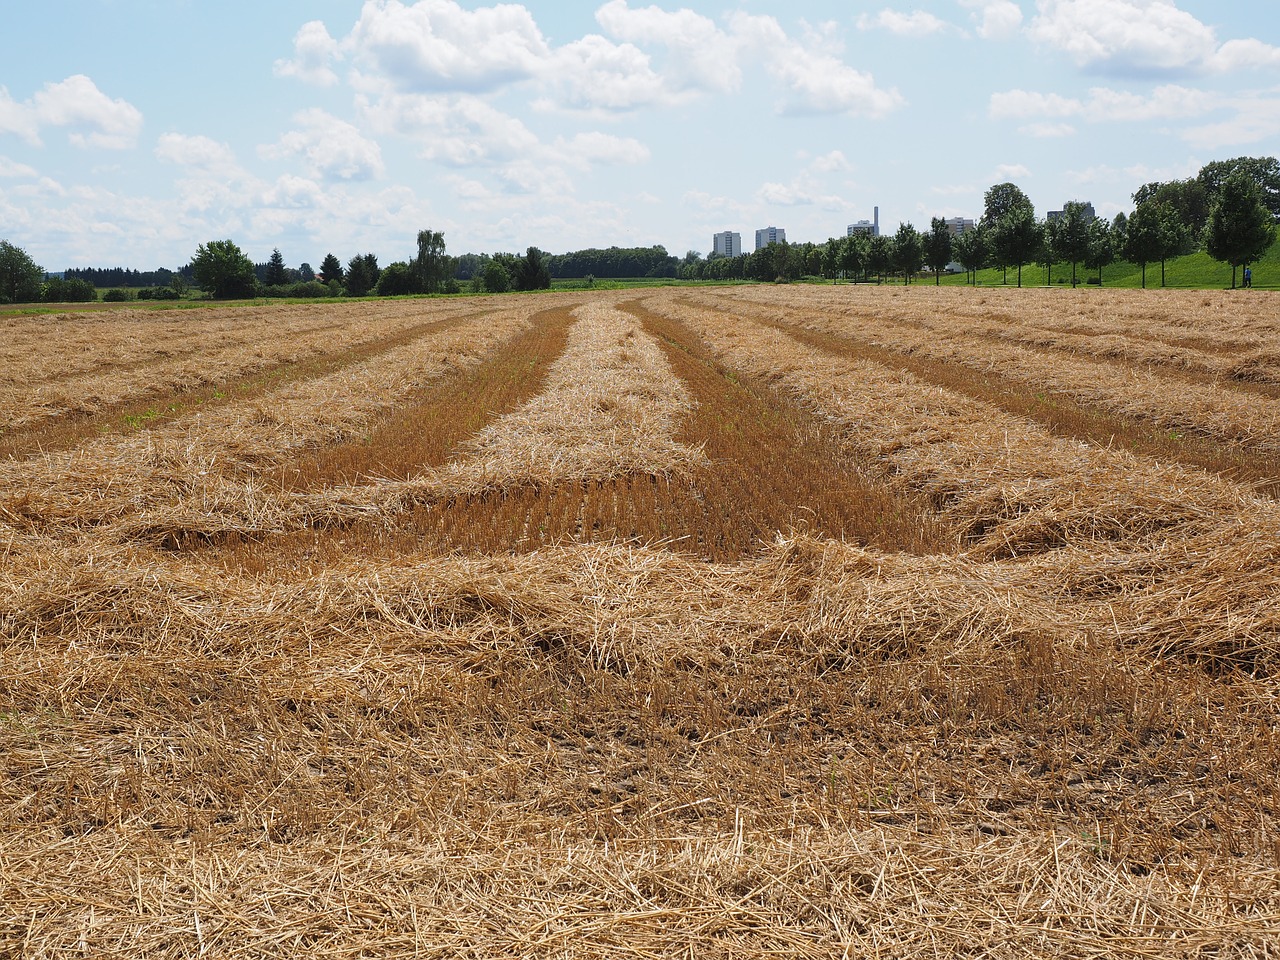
left=1, top=0, right=1278, bottom=271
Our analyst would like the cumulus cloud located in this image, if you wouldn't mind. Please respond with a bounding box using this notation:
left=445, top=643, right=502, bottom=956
left=550, top=131, right=650, bottom=169
left=361, top=91, right=539, bottom=166
left=1181, top=91, right=1280, bottom=149
left=0, top=76, right=142, bottom=149
left=545, top=34, right=666, bottom=111
left=155, top=133, right=242, bottom=173
left=261, top=109, right=384, bottom=181
left=857, top=9, right=952, bottom=37
left=730, top=12, right=904, bottom=117
left=990, top=83, right=1215, bottom=122
left=594, top=0, right=743, bottom=96
left=274, top=21, right=342, bottom=86
left=1026, top=0, right=1280, bottom=75
left=957, top=0, right=1023, bottom=41
left=993, top=163, right=1032, bottom=181
left=0, top=156, right=37, bottom=178
left=1210, top=39, right=1280, bottom=73
left=1020, top=122, right=1077, bottom=137
left=347, top=0, right=550, bottom=93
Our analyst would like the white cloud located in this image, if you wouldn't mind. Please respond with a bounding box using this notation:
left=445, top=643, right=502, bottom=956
left=1181, top=91, right=1280, bottom=149
left=155, top=133, right=242, bottom=173
left=1027, top=0, right=1237, bottom=74
left=811, top=150, right=851, bottom=174
left=274, top=21, right=342, bottom=86
left=857, top=9, right=952, bottom=37
left=261, top=109, right=384, bottom=181
left=361, top=92, right=538, bottom=166
left=595, top=0, right=743, bottom=96
left=731, top=12, right=904, bottom=117
left=957, top=0, right=1023, bottom=40
left=546, top=34, right=667, bottom=111
left=1020, top=122, right=1077, bottom=137
left=1209, top=39, right=1280, bottom=73
left=990, top=83, right=1215, bottom=123
left=550, top=131, right=650, bottom=169
left=993, top=163, right=1032, bottom=181
left=0, top=156, right=37, bottom=178
left=347, top=0, right=550, bottom=93
left=0, top=76, right=142, bottom=149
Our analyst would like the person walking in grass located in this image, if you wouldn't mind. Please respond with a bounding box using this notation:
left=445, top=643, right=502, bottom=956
left=1244, top=266, right=1253, bottom=288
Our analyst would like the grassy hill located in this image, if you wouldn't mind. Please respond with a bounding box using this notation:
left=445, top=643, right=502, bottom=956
left=940, top=237, right=1280, bottom=290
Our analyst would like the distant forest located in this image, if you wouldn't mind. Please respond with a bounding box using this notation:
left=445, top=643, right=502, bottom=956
left=65, top=266, right=194, bottom=287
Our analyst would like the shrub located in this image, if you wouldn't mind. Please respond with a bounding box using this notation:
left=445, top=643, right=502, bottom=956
left=102, top=288, right=131, bottom=302
left=43, top=276, right=98, bottom=303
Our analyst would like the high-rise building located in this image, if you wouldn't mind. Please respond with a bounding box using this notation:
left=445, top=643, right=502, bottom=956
left=1047, top=201, right=1096, bottom=222
left=847, top=207, right=880, bottom=237
left=713, top=231, right=742, bottom=257
left=755, top=226, right=786, bottom=250
left=944, top=217, right=975, bottom=236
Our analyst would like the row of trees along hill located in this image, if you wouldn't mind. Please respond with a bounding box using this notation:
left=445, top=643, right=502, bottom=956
left=676, top=156, right=1278, bottom=290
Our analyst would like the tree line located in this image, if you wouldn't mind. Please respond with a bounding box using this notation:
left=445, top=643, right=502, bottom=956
left=2, top=156, right=1275, bottom=304
left=677, top=156, right=1277, bottom=290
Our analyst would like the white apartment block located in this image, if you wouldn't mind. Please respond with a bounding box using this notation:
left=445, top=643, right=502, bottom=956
left=713, top=231, right=742, bottom=257
left=945, top=217, right=976, bottom=236
left=755, top=226, right=786, bottom=250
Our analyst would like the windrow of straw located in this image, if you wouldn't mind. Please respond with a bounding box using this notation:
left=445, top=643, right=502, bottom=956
left=1, top=299, right=483, bottom=436
left=288, top=299, right=705, bottom=527
left=2, top=535, right=1277, bottom=956
left=639, top=291, right=1263, bottom=559
left=706, top=285, right=1280, bottom=449
left=0, top=299, right=563, bottom=543
left=727, top=284, right=1280, bottom=385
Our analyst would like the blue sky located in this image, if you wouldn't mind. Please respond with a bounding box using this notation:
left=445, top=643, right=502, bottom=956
left=2, top=0, right=1277, bottom=271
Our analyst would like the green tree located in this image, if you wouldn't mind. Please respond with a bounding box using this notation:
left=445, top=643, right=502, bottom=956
left=1084, top=217, right=1114, bottom=284
left=298, top=262, right=315, bottom=282
left=891, top=223, right=923, bottom=284
left=265, top=247, right=287, bottom=286
left=992, top=205, right=1040, bottom=288
left=375, top=261, right=417, bottom=296
left=1123, top=203, right=1163, bottom=288
left=414, top=229, right=449, bottom=294
left=319, top=252, right=343, bottom=284
left=840, top=233, right=866, bottom=282
left=1133, top=179, right=1210, bottom=236
left=1039, top=215, right=1061, bottom=286
left=923, top=218, right=953, bottom=285
left=191, top=239, right=256, bottom=300
left=514, top=246, right=551, bottom=291
left=344, top=253, right=381, bottom=297
left=1054, top=201, right=1092, bottom=286
left=981, top=182, right=1035, bottom=284
left=1197, top=156, right=1280, bottom=221
left=0, top=239, right=45, bottom=303
left=1204, top=172, right=1277, bottom=288
left=867, top=234, right=892, bottom=283
left=43, top=276, right=97, bottom=303
left=953, top=225, right=986, bottom=285
left=481, top=259, right=512, bottom=293
left=1154, top=203, right=1190, bottom=287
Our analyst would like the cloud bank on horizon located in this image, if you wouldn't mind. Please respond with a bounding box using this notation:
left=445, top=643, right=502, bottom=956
left=1, top=0, right=1277, bottom=269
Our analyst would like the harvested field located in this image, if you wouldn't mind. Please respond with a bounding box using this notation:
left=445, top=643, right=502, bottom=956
left=2, top=287, right=1279, bottom=958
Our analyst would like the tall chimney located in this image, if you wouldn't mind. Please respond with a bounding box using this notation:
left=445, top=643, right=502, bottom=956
left=873, top=206, right=879, bottom=236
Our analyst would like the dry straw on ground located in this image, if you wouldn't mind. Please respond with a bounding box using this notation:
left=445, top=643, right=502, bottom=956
left=3, top=287, right=1279, bottom=958
left=718, top=285, right=1280, bottom=448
